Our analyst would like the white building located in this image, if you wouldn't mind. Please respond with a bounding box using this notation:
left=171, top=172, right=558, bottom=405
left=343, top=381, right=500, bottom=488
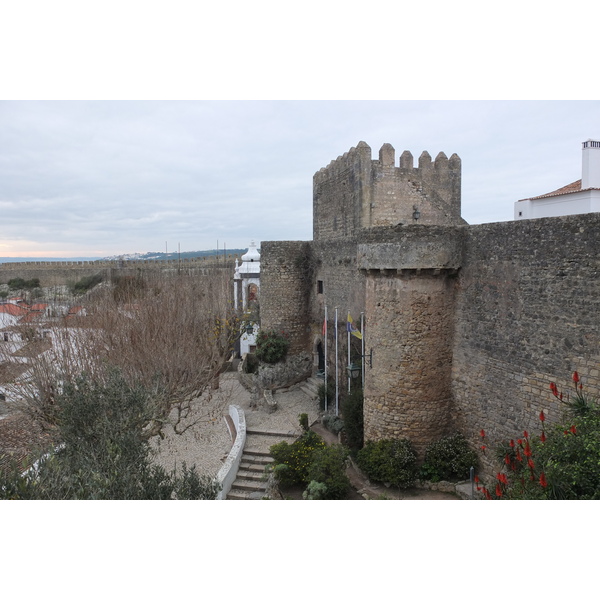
left=233, top=241, right=260, bottom=356
left=515, top=139, right=600, bottom=220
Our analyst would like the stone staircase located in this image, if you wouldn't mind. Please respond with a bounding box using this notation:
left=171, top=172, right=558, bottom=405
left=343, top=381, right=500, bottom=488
left=299, top=376, right=322, bottom=400
left=226, top=430, right=297, bottom=500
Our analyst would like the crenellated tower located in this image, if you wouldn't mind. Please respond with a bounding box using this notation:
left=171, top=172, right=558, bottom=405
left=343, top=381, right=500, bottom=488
left=313, top=141, right=464, bottom=242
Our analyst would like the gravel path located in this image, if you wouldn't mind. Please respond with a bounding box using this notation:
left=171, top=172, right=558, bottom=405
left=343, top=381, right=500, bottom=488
left=150, top=373, right=320, bottom=477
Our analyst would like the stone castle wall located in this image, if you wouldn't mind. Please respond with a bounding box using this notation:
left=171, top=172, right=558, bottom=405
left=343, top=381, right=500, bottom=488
left=259, top=241, right=312, bottom=355
left=313, top=141, right=463, bottom=243
left=0, top=255, right=238, bottom=288
left=452, top=213, right=600, bottom=470
left=262, top=141, right=600, bottom=469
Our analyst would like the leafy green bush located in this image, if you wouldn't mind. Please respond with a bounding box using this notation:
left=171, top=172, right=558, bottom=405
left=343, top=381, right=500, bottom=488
left=477, top=372, right=600, bottom=500
left=243, top=353, right=259, bottom=374
left=303, top=480, right=328, bottom=500
left=322, top=413, right=344, bottom=435
left=8, top=278, right=40, bottom=290
left=255, top=329, right=290, bottom=364
left=0, top=370, right=220, bottom=500
left=357, top=438, right=418, bottom=489
left=420, top=432, right=478, bottom=482
left=342, top=387, right=364, bottom=453
left=269, top=429, right=326, bottom=488
left=70, top=273, right=103, bottom=295
left=317, top=381, right=335, bottom=411
left=306, top=444, right=350, bottom=499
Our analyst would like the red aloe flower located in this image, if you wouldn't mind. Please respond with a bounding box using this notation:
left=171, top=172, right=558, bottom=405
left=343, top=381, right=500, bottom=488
left=516, top=448, right=523, bottom=462
left=495, top=484, right=503, bottom=497
left=539, top=410, right=545, bottom=422
left=500, top=473, right=508, bottom=485
left=524, top=442, right=532, bottom=457
left=474, top=475, right=479, bottom=484
left=483, top=488, right=492, bottom=500
left=509, top=439, right=515, bottom=448
left=528, top=458, right=535, bottom=469
left=504, top=454, right=511, bottom=465
left=564, top=430, right=569, bottom=435
left=550, top=382, right=559, bottom=397
left=570, top=425, right=577, bottom=435
left=517, top=438, right=523, bottom=446
left=523, top=430, right=529, bottom=439
left=480, top=445, right=486, bottom=452
left=539, top=472, right=548, bottom=488
left=573, top=371, right=580, bottom=383
left=579, top=384, right=583, bottom=391
left=479, top=429, right=485, bottom=439
left=540, top=431, right=547, bottom=443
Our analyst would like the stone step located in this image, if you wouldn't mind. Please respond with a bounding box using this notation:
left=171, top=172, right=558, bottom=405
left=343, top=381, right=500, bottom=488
left=229, top=479, right=268, bottom=492
left=246, top=429, right=298, bottom=438
left=237, top=470, right=266, bottom=482
left=239, top=461, right=270, bottom=473
left=226, top=489, right=268, bottom=500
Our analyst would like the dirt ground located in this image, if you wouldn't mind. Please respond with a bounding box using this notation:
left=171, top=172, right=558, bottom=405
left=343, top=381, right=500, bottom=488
left=285, top=423, right=461, bottom=501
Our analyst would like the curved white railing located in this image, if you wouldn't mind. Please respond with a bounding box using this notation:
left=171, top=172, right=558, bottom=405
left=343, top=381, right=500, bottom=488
left=215, top=405, right=246, bottom=500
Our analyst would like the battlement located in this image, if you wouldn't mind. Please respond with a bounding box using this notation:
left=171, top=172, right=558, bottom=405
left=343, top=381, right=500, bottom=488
left=0, top=255, right=239, bottom=287
left=0, top=254, right=239, bottom=271
left=313, top=142, right=463, bottom=242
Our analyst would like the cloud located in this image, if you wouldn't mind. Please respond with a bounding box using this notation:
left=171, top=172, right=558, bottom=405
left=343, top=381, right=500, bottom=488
left=1, top=101, right=599, bottom=257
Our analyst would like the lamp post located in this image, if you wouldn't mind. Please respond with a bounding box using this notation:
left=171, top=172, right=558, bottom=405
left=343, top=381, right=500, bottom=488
left=346, top=349, right=373, bottom=380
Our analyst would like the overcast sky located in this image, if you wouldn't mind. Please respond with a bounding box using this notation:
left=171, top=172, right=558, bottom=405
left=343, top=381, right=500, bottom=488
left=1, top=3, right=598, bottom=260
left=1, top=100, right=598, bottom=259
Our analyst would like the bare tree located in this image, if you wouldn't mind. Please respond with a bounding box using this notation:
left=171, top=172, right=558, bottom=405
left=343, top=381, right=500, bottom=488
left=1, top=268, right=239, bottom=440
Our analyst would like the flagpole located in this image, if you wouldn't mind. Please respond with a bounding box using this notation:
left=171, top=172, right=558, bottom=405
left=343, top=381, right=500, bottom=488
left=324, top=305, right=328, bottom=413
left=347, top=310, right=351, bottom=396
left=335, top=307, right=339, bottom=416
left=361, top=311, right=365, bottom=390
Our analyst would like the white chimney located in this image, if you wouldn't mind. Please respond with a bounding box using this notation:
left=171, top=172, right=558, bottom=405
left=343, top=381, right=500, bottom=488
left=582, top=139, right=600, bottom=189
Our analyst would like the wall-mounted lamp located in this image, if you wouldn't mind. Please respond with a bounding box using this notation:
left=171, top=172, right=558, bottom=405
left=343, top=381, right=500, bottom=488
left=412, top=205, right=421, bottom=222
left=346, top=349, right=373, bottom=379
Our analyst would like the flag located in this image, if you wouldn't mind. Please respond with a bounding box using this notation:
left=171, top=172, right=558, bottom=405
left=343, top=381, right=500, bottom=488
left=347, top=313, right=362, bottom=339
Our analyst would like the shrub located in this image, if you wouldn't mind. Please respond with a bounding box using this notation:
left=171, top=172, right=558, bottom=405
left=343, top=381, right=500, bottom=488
left=70, top=273, right=103, bottom=295
left=322, top=413, right=344, bottom=435
left=317, top=381, right=335, bottom=411
left=342, top=387, right=364, bottom=453
left=299, top=413, right=309, bottom=432
left=243, top=353, right=259, bottom=374
left=357, top=438, right=418, bottom=488
left=303, top=480, right=328, bottom=500
left=306, top=444, right=350, bottom=499
left=0, top=370, right=220, bottom=499
left=255, top=329, right=290, bottom=364
left=269, top=429, right=326, bottom=488
left=476, top=371, right=600, bottom=500
left=8, top=278, right=39, bottom=290
left=420, top=432, right=478, bottom=482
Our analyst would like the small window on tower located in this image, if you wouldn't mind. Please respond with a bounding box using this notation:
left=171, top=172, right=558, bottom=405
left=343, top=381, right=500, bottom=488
left=317, top=280, right=324, bottom=294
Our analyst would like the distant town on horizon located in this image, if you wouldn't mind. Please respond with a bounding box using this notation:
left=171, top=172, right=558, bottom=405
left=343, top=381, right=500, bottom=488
left=0, top=248, right=249, bottom=264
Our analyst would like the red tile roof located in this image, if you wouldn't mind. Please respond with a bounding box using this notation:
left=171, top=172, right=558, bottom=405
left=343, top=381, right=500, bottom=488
left=30, top=303, right=48, bottom=312
left=518, top=179, right=600, bottom=202
left=0, top=304, right=30, bottom=317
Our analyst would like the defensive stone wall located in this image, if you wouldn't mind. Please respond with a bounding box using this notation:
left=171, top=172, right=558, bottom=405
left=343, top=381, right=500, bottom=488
left=0, top=255, right=238, bottom=287
left=452, top=213, right=600, bottom=471
left=259, top=241, right=312, bottom=355
left=262, top=141, right=600, bottom=473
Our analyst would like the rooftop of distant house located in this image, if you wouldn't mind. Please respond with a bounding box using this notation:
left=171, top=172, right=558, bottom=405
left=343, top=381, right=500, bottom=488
left=518, top=177, right=600, bottom=203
